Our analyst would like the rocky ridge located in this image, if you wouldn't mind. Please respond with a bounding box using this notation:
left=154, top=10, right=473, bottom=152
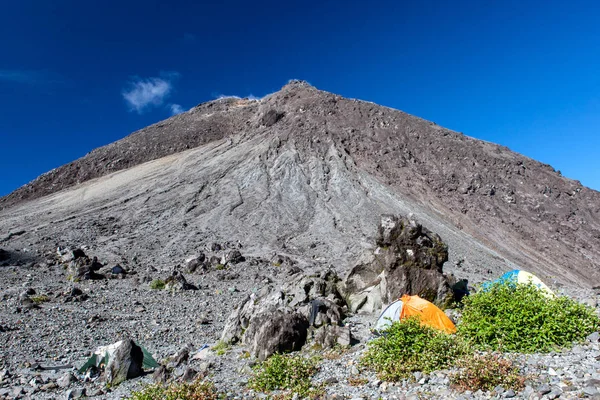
left=2, top=81, right=598, bottom=286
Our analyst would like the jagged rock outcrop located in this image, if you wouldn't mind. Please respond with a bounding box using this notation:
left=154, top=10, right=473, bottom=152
left=221, top=270, right=347, bottom=360
left=340, top=214, right=456, bottom=312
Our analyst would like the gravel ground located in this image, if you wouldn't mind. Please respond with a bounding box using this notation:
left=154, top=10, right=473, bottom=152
left=1, top=246, right=599, bottom=399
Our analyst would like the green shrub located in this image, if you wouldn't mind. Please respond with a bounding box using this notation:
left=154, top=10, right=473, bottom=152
left=31, top=294, right=50, bottom=304
left=128, top=379, right=219, bottom=400
left=451, top=353, right=526, bottom=392
left=249, top=353, right=322, bottom=398
left=361, top=316, right=469, bottom=381
left=212, top=341, right=230, bottom=356
left=458, top=281, right=600, bottom=352
left=149, top=279, right=166, bottom=290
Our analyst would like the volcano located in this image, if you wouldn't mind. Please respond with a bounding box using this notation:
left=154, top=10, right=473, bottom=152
left=2, top=80, right=598, bottom=287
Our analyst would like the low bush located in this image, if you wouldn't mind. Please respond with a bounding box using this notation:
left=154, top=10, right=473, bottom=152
left=458, top=281, right=599, bottom=352
left=149, top=279, right=166, bottom=290
left=361, top=316, right=468, bottom=381
left=128, top=379, right=219, bottom=400
left=451, top=353, right=525, bottom=392
left=212, top=341, right=230, bottom=356
left=249, top=353, right=322, bottom=398
left=30, top=294, right=50, bottom=304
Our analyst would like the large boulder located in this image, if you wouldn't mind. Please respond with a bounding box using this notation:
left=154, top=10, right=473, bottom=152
left=221, top=269, right=347, bottom=359
left=340, top=214, right=456, bottom=312
left=65, top=254, right=105, bottom=281
left=103, top=339, right=144, bottom=386
left=244, top=310, right=309, bottom=361
left=165, top=271, right=198, bottom=291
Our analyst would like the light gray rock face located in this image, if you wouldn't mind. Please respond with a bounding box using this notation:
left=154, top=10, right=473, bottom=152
left=104, top=339, right=144, bottom=386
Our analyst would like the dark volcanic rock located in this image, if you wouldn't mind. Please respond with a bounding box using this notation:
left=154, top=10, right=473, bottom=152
left=376, top=214, right=448, bottom=272
left=0, top=249, right=9, bottom=262
left=244, top=310, right=309, bottom=361
left=221, top=270, right=345, bottom=358
left=165, top=271, right=198, bottom=291
left=341, top=214, right=455, bottom=312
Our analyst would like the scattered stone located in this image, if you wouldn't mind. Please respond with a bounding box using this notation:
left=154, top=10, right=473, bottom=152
left=537, top=383, right=551, bottom=395
left=583, top=385, right=600, bottom=396
left=165, top=271, right=198, bottom=291
left=111, top=265, right=126, bottom=275
left=587, top=331, right=600, bottom=343
left=182, top=367, right=198, bottom=382
left=40, top=381, right=58, bottom=391
left=172, top=346, right=190, bottom=367
left=57, top=372, right=77, bottom=388
left=185, top=254, right=206, bottom=273
left=65, top=387, right=86, bottom=399
left=223, top=250, right=244, bottom=265
left=547, top=387, right=562, bottom=399
left=152, top=365, right=170, bottom=384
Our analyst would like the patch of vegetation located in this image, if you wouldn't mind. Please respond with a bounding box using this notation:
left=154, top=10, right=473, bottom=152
left=214, top=264, right=225, bottom=270
left=128, top=379, right=220, bottom=400
left=212, top=341, right=230, bottom=356
left=347, top=376, right=369, bottom=386
left=361, top=316, right=468, bottom=381
left=149, top=279, right=166, bottom=290
left=451, top=353, right=526, bottom=392
left=249, top=353, right=323, bottom=399
left=30, top=294, right=50, bottom=304
left=458, top=281, right=600, bottom=352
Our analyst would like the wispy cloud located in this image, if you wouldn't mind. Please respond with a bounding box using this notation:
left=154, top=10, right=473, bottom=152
left=169, top=103, right=185, bottom=115
left=214, top=93, right=262, bottom=101
left=0, top=70, right=43, bottom=84
left=122, top=72, right=180, bottom=114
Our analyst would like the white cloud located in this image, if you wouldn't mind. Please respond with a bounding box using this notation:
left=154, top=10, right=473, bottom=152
left=214, top=93, right=262, bottom=101
left=169, top=103, right=185, bottom=115
left=122, top=72, right=180, bottom=113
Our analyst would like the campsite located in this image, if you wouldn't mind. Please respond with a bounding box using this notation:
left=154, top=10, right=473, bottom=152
left=18, top=215, right=595, bottom=400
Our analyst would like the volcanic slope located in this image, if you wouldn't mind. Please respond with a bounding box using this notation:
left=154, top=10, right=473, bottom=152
left=1, top=81, right=599, bottom=287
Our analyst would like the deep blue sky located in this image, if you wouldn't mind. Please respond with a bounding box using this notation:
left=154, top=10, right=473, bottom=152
left=1, top=0, right=599, bottom=196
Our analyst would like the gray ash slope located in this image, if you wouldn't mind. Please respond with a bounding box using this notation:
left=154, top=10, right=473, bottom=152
left=1, top=80, right=599, bottom=287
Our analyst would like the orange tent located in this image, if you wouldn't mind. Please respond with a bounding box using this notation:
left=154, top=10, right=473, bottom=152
left=374, top=294, right=456, bottom=334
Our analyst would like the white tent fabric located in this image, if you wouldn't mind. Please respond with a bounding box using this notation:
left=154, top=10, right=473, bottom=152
left=373, top=299, right=403, bottom=333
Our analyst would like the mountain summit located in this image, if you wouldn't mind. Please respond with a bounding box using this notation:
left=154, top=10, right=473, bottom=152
left=1, top=81, right=599, bottom=286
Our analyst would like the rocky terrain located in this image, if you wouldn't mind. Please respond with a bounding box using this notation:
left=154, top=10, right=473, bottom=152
left=0, top=81, right=599, bottom=399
